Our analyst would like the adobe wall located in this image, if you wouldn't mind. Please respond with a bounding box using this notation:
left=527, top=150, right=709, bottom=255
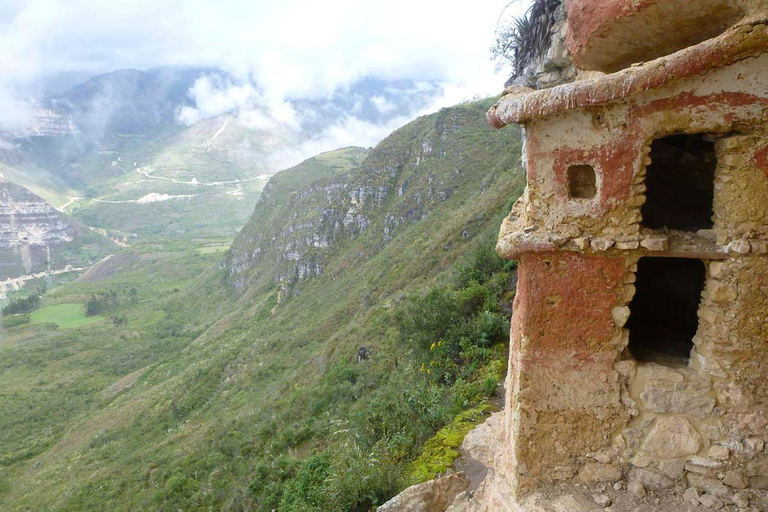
left=503, top=253, right=768, bottom=502
left=497, top=52, right=768, bottom=254
left=496, top=20, right=768, bottom=505
left=505, top=251, right=628, bottom=493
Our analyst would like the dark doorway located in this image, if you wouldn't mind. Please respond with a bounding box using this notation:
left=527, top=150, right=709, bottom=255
left=627, top=257, right=705, bottom=364
left=641, top=134, right=716, bottom=231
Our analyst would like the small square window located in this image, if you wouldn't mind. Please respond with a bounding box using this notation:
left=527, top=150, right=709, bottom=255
left=567, top=165, right=597, bottom=199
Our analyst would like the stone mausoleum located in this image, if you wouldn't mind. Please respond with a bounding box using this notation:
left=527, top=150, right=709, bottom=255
left=486, top=0, right=768, bottom=507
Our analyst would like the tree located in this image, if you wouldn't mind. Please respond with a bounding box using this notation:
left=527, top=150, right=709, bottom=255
left=1, top=294, right=41, bottom=316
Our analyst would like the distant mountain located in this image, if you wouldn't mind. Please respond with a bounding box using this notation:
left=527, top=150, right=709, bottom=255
left=44, top=67, right=443, bottom=142
left=0, top=67, right=452, bottom=249
left=295, top=77, right=444, bottom=133
left=48, top=67, right=224, bottom=139
left=226, top=98, right=519, bottom=298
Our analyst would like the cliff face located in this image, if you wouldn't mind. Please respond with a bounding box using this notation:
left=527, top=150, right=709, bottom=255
left=0, top=183, right=110, bottom=280
left=0, top=109, right=77, bottom=141
left=20, top=109, right=78, bottom=138
left=225, top=99, right=521, bottom=299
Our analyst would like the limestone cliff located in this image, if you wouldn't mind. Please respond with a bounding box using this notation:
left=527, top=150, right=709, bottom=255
left=224, top=99, right=522, bottom=300
left=0, top=182, right=112, bottom=281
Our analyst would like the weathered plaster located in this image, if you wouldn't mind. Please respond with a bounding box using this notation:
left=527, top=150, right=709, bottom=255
left=489, top=1, right=768, bottom=503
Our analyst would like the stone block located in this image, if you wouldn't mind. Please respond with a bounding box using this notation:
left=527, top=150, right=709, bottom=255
left=698, top=493, right=725, bottom=509
left=641, top=417, right=702, bottom=460
left=708, top=281, right=738, bottom=303
left=629, top=467, right=674, bottom=490
left=557, top=495, right=602, bottom=511
left=640, top=386, right=716, bottom=418
left=744, top=437, right=764, bottom=452
left=614, top=359, right=637, bottom=379
left=611, top=306, right=630, bottom=327
left=578, top=462, right=622, bottom=483
left=687, top=474, right=731, bottom=498
left=708, top=261, right=726, bottom=278
left=723, top=470, right=748, bottom=489
left=732, top=492, right=749, bottom=508
left=615, top=240, right=640, bottom=250
left=636, top=363, right=683, bottom=383
left=697, top=305, right=720, bottom=324
left=725, top=240, right=751, bottom=254
left=707, top=445, right=730, bottom=461
left=628, top=481, right=646, bottom=498
left=683, top=487, right=702, bottom=505
left=694, top=353, right=728, bottom=378
left=689, top=456, right=725, bottom=469
left=641, top=236, right=668, bottom=251
left=750, top=240, right=768, bottom=254
left=574, top=237, right=590, bottom=250
left=658, top=459, right=686, bottom=479
left=591, top=237, right=615, bottom=251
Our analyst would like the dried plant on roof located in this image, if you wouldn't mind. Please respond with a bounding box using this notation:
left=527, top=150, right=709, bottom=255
left=491, top=0, right=561, bottom=78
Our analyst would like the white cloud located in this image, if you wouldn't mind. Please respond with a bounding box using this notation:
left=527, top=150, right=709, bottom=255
left=0, top=0, right=533, bottom=145
left=371, top=96, right=396, bottom=114
left=0, top=0, right=532, bottom=92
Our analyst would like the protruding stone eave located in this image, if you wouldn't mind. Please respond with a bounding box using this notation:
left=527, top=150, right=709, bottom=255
left=487, top=14, right=768, bottom=129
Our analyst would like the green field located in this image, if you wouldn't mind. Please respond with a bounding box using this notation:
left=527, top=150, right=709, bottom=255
left=29, top=303, right=104, bottom=329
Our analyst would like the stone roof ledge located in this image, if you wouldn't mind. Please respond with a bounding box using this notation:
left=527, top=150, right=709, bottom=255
left=487, top=14, right=768, bottom=128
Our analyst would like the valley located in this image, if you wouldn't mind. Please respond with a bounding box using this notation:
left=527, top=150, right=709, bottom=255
left=0, top=97, right=524, bottom=511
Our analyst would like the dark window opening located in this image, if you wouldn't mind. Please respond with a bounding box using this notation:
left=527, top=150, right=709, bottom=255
left=641, top=134, right=716, bottom=231
left=567, top=164, right=597, bottom=199
left=627, top=257, right=705, bottom=364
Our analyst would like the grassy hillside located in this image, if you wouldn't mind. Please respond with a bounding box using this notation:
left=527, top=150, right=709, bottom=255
left=0, top=98, right=524, bottom=511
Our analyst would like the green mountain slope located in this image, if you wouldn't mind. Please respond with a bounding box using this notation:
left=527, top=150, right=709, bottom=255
left=0, top=98, right=524, bottom=511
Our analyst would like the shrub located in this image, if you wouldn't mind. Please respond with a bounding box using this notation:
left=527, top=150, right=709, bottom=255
left=1, top=294, right=41, bottom=316
left=0, top=314, right=30, bottom=328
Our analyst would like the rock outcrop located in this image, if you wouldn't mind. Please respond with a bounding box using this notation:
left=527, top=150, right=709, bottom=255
left=377, top=473, right=469, bottom=512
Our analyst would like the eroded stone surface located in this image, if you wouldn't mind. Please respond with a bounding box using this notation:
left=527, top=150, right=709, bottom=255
left=461, top=412, right=504, bottom=468
left=641, top=417, right=702, bottom=460
left=378, top=473, right=468, bottom=512
left=565, top=0, right=752, bottom=73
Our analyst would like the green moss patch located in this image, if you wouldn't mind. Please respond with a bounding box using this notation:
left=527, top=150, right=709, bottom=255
left=409, top=402, right=494, bottom=483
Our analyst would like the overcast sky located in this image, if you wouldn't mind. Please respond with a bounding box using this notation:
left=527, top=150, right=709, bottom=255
left=0, top=0, right=531, bottom=143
